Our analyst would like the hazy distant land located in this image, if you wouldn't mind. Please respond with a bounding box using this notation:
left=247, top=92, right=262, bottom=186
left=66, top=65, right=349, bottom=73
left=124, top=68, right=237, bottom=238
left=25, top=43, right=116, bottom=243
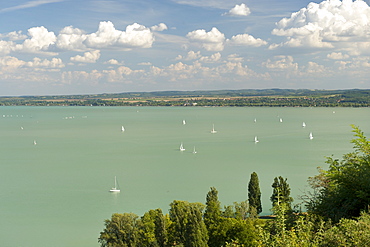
left=1, top=89, right=369, bottom=107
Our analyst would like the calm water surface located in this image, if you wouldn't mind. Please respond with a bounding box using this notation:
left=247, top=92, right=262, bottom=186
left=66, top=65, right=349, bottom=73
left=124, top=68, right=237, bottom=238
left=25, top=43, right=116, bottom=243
left=0, top=106, right=369, bottom=246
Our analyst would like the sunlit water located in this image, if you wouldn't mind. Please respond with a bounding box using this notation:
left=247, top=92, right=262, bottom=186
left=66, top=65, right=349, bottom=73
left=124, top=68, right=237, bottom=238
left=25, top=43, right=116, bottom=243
left=0, top=106, right=369, bottom=246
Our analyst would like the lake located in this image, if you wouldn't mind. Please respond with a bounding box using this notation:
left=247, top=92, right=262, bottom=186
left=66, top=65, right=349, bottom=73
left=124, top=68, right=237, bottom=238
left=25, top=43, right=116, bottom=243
left=0, top=106, right=369, bottom=246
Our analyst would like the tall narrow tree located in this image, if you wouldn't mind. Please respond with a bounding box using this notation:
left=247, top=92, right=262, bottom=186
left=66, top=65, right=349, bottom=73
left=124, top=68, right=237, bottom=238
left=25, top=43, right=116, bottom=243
left=248, top=172, right=262, bottom=215
left=270, top=176, right=293, bottom=211
left=204, top=187, right=223, bottom=246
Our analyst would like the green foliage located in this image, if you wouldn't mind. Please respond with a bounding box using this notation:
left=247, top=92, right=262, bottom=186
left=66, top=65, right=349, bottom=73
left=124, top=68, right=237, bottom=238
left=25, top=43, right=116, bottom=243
left=248, top=172, right=262, bottom=215
left=168, top=200, right=208, bottom=247
left=306, top=126, right=370, bottom=221
left=99, top=213, right=139, bottom=247
left=270, top=176, right=293, bottom=212
left=321, top=211, right=370, bottom=246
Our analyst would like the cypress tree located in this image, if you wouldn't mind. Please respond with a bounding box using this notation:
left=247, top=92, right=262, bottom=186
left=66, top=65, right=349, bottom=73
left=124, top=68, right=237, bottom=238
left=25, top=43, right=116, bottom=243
left=248, top=172, right=262, bottom=215
left=270, top=176, right=293, bottom=211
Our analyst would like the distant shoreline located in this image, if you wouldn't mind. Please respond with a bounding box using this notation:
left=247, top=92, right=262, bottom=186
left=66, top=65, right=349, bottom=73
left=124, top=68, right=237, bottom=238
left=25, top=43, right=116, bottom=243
left=0, top=89, right=369, bottom=107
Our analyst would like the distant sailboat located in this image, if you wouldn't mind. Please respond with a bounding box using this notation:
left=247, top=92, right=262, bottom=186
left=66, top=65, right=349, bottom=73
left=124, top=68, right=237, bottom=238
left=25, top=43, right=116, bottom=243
left=254, top=136, right=259, bottom=143
left=279, top=118, right=283, bottom=123
left=254, top=118, right=257, bottom=123
left=180, top=142, right=185, bottom=151
left=302, top=122, right=306, bottom=128
left=309, top=132, right=313, bottom=140
left=121, top=126, right=125, bottom=132
left=211, top=124, right=217, bottom=134
left=193, top=146, right=197, bottom=154
left=109, top=176, right=120, bottom=193
left=33, top=140, right=37, bottom=145
left=182, top=120, right=186, bottom=125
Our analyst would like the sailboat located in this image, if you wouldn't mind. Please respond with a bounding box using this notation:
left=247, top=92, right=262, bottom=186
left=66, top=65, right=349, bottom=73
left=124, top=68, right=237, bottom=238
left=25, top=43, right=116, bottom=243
left=279, top=118, right=283, bottom=123
left=121, top=126, right=125, bottom=132
left=180, top=142, right=185, bottom=151
left=254, top=118, right=257, bottom=123
left=33, top=140, right=37, bottom=145
left=254, top=136, right=259, bottom=143
left=302, top=122, right=306, bottom=128
left=309, top=132, right=313, bottom=140
left=110, top=176, right=120, bottom=192
left=211, top=124, right=217, bottom=134
left=182, top=120, right=186, bottom=125
left=192, top=146, right=197, bottom=154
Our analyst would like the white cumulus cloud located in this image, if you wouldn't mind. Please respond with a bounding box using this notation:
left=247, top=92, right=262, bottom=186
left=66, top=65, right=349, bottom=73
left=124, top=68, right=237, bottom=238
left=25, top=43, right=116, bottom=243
left=70, top=50, right=100, bottom=63
left=227, top=33, right=267, bottom=47
left=270, top=0, right=370, bottom=52
left=327, top=52, right=349, bottom=60
left=151, top=23, right=168, bottom=32
left=85, top=22, right=154, bottom=49
left=223, top=3, right=251, bottom=16
left=186, top=27, right=225, bottom=51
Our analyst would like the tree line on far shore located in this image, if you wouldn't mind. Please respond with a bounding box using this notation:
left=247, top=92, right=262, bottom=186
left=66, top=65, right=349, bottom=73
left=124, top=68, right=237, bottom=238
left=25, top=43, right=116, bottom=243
left=99, top=125, right=370, bottom=246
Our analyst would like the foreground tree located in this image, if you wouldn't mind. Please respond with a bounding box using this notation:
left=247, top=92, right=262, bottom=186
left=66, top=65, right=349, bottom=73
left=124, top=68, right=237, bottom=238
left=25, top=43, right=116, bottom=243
left=168, top=200, right=208, bottom=247
left=248, top=172, right=262, bottom=216
left=306, top=125, right=370, bottom=222
left=270, top=176, right=293, bottom=211
left=99, top=213, right=139, bottom=247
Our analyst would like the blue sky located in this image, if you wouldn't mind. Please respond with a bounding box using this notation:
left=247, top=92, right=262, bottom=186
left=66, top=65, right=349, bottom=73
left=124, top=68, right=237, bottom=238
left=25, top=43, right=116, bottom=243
left=0, top=0, right=370, bottom=96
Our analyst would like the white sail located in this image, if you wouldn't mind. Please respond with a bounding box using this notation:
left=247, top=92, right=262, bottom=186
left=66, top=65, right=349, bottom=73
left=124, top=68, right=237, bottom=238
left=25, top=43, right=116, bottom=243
left=254, top=118, right=257, bottom=123
left=254, top=136, right=259, bottom=143
left=33, top=140, right=37, bottom=145
left=193, top=146, right=197, bottom=154
left=309, top=132, right=313, bottom=140
left=302, top=122, right=306, bottom=128
left=182, top=120, right=186, bottom=125
left=279, top=118, right=283, bottom=123
left=211, top=124, right=217, bottom=134
left=121, top=126, right=125, bottom=132
left=180, top=142, right=185, bottom=151
left=110, top=176, right=120, bottom=192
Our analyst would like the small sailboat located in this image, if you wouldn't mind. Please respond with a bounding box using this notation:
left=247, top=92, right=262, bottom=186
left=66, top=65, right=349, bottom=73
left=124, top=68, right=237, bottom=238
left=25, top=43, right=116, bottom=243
left=192, top=146, right=197, bottom=154
left=279, top=118, right=283, bottom=123
left=121, top=126, right=125, bottom=132
left=180, top=142, right=185, bottom=151
left=254, top=136, right=259, bottom=143
left=302, top=122, right=306, bottom=128
left=254, top=118, right=257, bottom=123
left=110, top=176, right=120, bottom=193
left=182, top=120, right=186, bottom=125
left=309, top=132, right=313, bottom=140
left=211, top=124, right=217, bottom=134
left=33, top=140, right=37, bottom=145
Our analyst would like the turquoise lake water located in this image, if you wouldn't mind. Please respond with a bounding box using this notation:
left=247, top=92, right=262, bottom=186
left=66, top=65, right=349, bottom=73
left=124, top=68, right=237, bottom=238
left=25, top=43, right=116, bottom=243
left=0, top=106, right=369, bottom=246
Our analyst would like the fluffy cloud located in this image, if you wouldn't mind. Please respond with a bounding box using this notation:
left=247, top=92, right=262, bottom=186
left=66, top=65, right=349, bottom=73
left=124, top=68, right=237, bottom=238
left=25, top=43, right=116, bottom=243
left=56, top=26, right=87, bottom=51
left=104, top=59, right=123, bottom=65
left=17, top=26, right=57, bottom=54
left=186, top=27, right=225, bottom=51
left=327, top=52, right=349, bottom=60
left=70, top=50, right=100, bottom=63
left=223, top=3, right=251, bottom=16
left=0, top=21, right=155, bottom=55
left=151, top=23, right=168, bottom=32
left=199, top=52, right=221, bottom=63
left=85, top=22, right=154, bottom=49
left=175, top=51, right=201, bottom=61
left=0, top=31, right=27, bottom=41
left=263, top=56, right=298, bottom=71
left=270, top=0, right=370, bottom=52
left=25, top=57, right=65, bottom=68
left=227, top=34, right=267, bottom=47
